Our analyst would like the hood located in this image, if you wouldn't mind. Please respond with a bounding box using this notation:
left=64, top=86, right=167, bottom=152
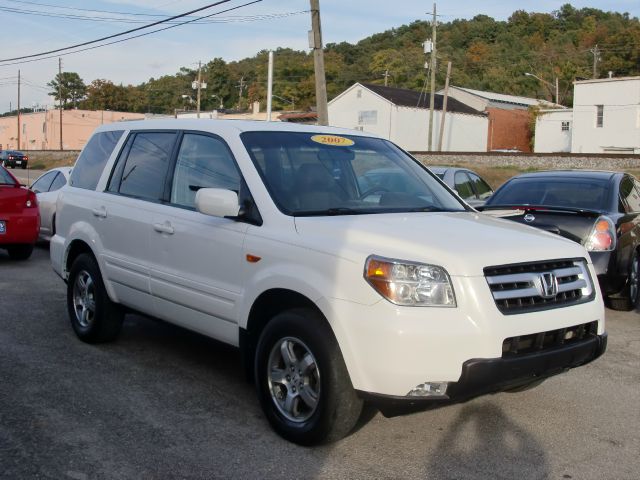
left=294, top=212, right=589, bottom=277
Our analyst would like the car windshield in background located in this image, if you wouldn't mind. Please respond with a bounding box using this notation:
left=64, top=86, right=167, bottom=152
left=241, top=131, right=465, bottom=216
left=0, top=167, right=17, bottom=185
left=488, top=177, right=610, bottom=211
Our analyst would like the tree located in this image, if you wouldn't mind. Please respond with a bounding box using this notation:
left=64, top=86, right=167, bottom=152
left=48, top=72, right=86, bottom=108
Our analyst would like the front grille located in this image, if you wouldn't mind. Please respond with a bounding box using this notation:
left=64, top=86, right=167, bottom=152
left=484, top=258, right=595, bottom=315
left=502, top=321, right=598, bottom=357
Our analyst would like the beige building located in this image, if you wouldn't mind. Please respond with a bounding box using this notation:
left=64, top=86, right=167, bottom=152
left=0, top=109, right=145, bottom=151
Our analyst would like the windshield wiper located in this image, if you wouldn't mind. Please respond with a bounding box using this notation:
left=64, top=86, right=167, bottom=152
left=295, top=207, right=365, bottom=217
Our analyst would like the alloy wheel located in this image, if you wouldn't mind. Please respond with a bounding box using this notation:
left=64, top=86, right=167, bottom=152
left=267, top=337, right=320, bottom=423
left=72, top=270, right=96, bottom=328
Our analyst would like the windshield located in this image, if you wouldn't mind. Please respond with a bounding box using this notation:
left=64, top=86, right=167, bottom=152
left=241, top=131, right=466, bottom=216
left=487, top=177, right=610, bottom=211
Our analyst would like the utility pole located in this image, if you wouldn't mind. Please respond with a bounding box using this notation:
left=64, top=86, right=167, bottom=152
left=237, top=76, right=246, bottom=109
left=266, top=51, right=274, bottom=121
left=17, top=70, right=20, bottom=150
left=309, top=0, right=328, bottom=125
left=59, top=57, right=63, bottom=151
left=383, top=69, right=391, bottom=87
left=427, top=3, right=437, bottom=152
left=438, top=61, right=451, bottom=152
left=196, top=60, right=202, bottom=118
left=590, top=45, right=601, bottom=79
left=555, top=76, right=559, bottom=105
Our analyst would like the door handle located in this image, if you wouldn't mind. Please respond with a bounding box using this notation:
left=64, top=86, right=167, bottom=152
left=92, top=207, right=107, bottom=218
left=153, top=222, right=175, bottom=235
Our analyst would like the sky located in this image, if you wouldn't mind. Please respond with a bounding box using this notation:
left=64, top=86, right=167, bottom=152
left=0, top=0, right=638, bottom=113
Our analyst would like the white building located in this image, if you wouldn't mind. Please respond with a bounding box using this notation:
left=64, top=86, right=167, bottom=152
left=328, top=83, right=488, bottom=152
left=571, top=76, right=640, bottom=154
left=534, top=109, right=573, bottom=153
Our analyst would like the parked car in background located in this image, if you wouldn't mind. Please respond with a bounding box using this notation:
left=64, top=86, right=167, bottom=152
left=482, top=170, right=640, bottom=311
left=0, top=164, right=39, bottom=260
left=31, top=167, right=72, bottom=240
left=428, top=166, right=494, bottom=207
left=0, top=150, right=29, bottom=169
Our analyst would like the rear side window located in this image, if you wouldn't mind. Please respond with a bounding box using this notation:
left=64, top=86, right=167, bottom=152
left=31, top=171, right=57, bottom=192
left=468, top=172, right=492, bottom=200
left=49, top=172, right=67, bottom=192
left=620, top=176, right=640, bottom=213
left=0, top=167, right=16, bottom=185
left=70, top=130, right=123, bottom=190
left=113, top=132, right=176, bottom=201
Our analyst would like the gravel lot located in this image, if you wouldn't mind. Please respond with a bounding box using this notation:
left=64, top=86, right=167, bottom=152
left=1, top=246, right=639, bottom=479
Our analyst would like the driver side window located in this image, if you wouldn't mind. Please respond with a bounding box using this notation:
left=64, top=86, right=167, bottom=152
left=171, top=133, right=241, bottom=209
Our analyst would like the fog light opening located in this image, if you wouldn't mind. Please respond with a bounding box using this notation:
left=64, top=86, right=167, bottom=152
left=407, top=382, right=449, bottom=397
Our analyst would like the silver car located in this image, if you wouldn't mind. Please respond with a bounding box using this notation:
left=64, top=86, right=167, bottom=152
left=429, top=166, right=493, bottom=207
left=30, top=167, right=72, bottom=240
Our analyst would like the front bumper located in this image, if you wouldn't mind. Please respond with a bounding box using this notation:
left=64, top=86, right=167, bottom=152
left=358, top=332, right=607, bottom=417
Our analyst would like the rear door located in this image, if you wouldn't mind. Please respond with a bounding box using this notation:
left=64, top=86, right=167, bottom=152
left=98, top=130, right=178, bottom=313
left=148, top=131, right=249, bottom=345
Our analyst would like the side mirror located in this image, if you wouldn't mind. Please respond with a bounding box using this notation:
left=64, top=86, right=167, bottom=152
left=195, top=188, right=240, bottom=218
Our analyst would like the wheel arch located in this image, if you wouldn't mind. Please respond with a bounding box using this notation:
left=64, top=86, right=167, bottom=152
left=240, top=288, right=326, bottom=381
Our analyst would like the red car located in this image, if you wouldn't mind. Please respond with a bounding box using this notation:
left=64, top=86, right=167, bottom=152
left=0, top=165, right=39, bottom=260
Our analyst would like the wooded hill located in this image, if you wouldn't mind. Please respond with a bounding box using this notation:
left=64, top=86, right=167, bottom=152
left=44, top=4, right=640, bottom=115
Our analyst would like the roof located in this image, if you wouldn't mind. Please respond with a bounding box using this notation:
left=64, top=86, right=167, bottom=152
left=92, top=118, right=383, bottom=138
left=574, top=76, right=640, bottom=85
left=359, top=83, right=484, bottom=116
left=510, top=170, right=619, bottom=181
left=448, top=86, right=558, bottom=108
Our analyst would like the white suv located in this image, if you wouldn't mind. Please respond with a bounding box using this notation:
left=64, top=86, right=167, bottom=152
left=51, top=120, right=607, bottom=445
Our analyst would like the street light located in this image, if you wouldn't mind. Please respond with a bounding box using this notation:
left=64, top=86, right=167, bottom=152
left=524, top=72, right=560, bottom=105
left=181, top=94, right=193, bottom=105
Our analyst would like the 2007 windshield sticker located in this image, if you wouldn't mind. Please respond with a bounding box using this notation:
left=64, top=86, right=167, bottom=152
left=310, top=135, right=355, bottom=147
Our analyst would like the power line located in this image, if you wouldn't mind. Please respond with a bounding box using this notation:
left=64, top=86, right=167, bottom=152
left=0, top=0, right=241, bottom=63
left=0, top=0, right=262, bottom=66
left=0, top=4, right=308, bottom=25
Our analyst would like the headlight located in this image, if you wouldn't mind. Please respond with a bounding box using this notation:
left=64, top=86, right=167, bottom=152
left=364, top=255, right=456, bottom=307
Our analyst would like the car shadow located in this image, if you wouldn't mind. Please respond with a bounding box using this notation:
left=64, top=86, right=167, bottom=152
left=426, top=402, right=550, bottom=479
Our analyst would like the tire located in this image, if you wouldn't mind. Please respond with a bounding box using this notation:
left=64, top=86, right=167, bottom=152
left=6, top=244, right=34, bottom=260
left=67, top=253, right=124, bottom=343
left=254, top=308, right=363, bottom=445
left=21, top=164, right=27, bottom=170
left=608, top=250, right=640, bottom=312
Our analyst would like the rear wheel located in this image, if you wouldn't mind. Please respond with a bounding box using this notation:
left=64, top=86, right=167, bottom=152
left=608, top=250, right=640, bottom=311
left=21, top=164, right=27, bottom=170
left=254, top=308, right=363, bottom=445
left=67, top=253, right=123, bottom=343
left=6, top=244, right=33, bottom=260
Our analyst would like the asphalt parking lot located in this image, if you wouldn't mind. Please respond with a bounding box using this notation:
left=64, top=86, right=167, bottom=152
left=1, top=246, right=639, bottom=479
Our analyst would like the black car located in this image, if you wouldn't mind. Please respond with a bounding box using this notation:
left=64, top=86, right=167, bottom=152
left=482, top=170, right=640, bottom=311
left=0, top=150, right=29, bottom=169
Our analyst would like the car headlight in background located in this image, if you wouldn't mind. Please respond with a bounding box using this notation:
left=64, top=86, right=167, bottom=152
left=364, top=255, right=456, bottom=307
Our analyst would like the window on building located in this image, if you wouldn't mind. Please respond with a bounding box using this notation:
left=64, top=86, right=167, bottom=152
left=356, top=89, right=362, bottom=98
left=22, top=123, right=26, bottom=134
left=561, top=121, right=570, bottom=131
left=42, top=123, right=46, bottom=134
left=358, top=110, right=377, bottom=125
left=596, top=105, right=604, bottom=128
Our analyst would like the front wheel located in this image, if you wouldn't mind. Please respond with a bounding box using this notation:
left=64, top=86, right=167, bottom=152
left=254, top=308, right=363, bottom=445
left=67, top=253, right=124, bottom=343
